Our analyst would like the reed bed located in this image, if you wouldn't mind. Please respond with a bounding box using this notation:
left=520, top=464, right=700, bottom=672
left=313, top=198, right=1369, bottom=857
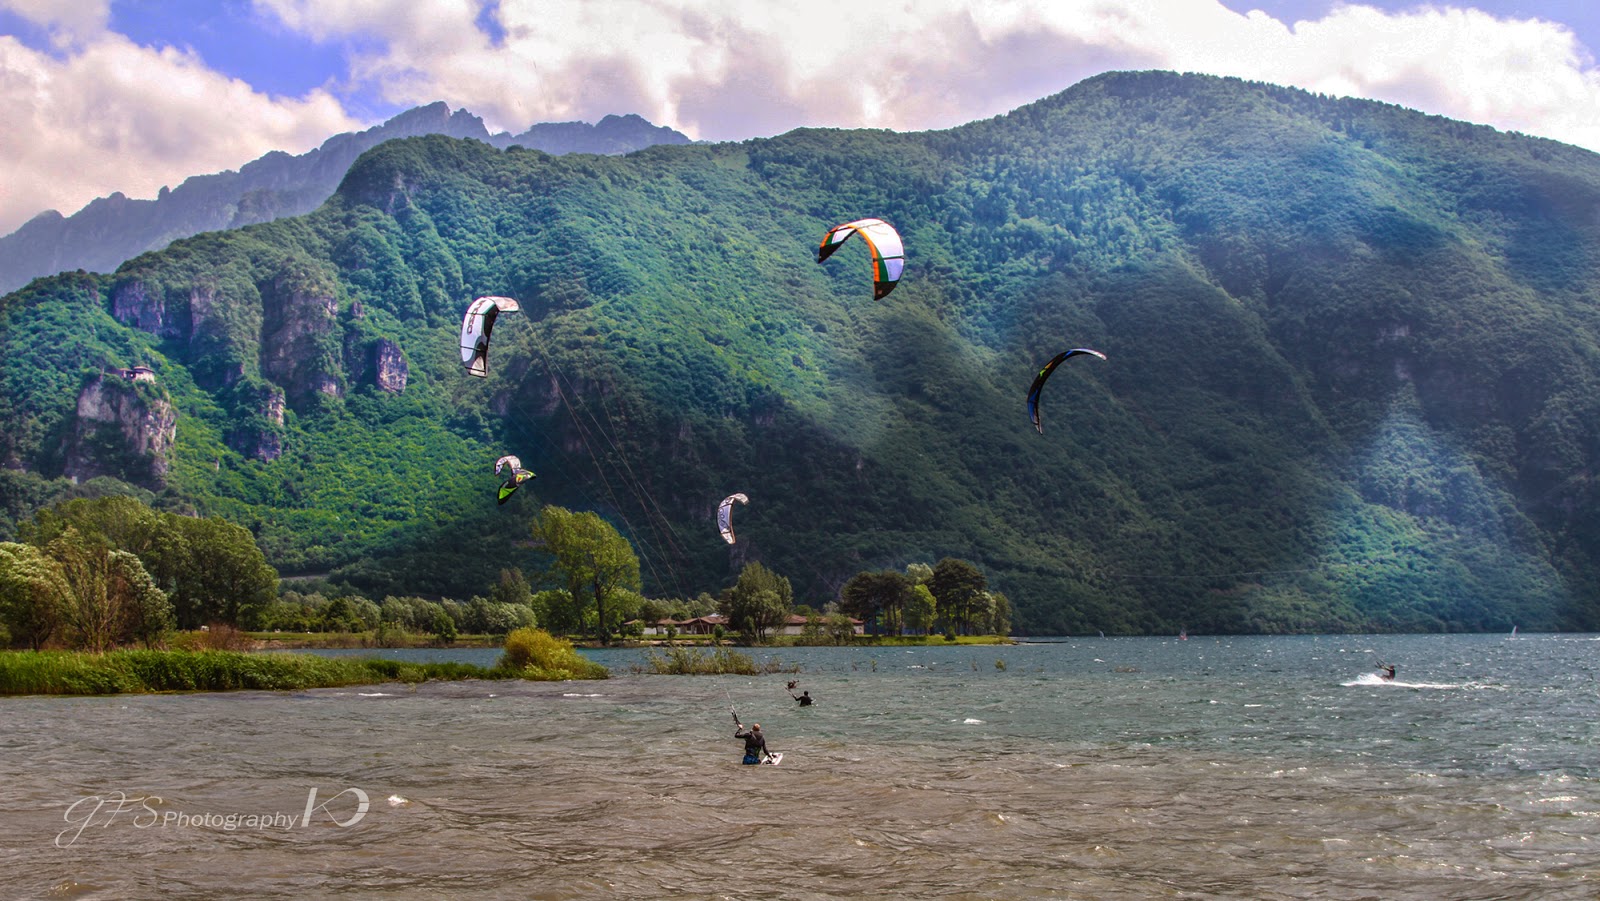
left=0, top=648, right=600, bottom=696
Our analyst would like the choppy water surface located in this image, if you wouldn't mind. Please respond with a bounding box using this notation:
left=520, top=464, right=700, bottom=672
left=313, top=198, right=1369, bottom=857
left=2, top=634, right=1596, bottom=899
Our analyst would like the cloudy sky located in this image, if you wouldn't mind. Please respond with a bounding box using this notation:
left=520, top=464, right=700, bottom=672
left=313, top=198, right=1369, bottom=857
left=2, top=0, right=1599, bottom=235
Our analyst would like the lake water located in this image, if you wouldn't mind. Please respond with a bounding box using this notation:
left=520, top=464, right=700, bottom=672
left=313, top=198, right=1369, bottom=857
left=2, top=634, right=1596, bottom=899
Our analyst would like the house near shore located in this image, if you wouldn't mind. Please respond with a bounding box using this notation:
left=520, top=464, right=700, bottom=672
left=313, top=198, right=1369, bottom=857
left=629, top=614, right=864, bottom=637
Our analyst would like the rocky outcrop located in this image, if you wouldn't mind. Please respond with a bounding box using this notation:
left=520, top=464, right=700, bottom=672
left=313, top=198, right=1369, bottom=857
left=110, top=279, right=245, bottom=389
left=260, top=270, right=341, bottom=404
left=64, top=375, right=177, bottom=486
left=372, top=339, right=408, bottom=394
left=110, top=279, right=185, bottom=340
left=343, top=333, right=410, bottom=394
left=226, top=384, right=286, bottom=463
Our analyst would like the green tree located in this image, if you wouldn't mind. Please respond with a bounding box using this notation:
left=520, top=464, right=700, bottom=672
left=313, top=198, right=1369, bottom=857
left=800, top=609, right=825, bottom=643
left=489, top=567, right=534, bottom=609
left=529, top=506, right=641, bottom=645
left=824, top=612, right=857, bottom=644
left=719, top=562, right=792, bottom=644
left=0, top=541, right=70, bottom=648
left=904, top=562, right=933, bottom=585
left=930, top=558, right=988, bottom=636
left=347, top=596, right=381, bottom=631
left=21, top=495, right=189, bottom=602
left=983, top=591, right=1013, bottom=636
left=905, top=583, right=937, bottom=636
left=467, top=596, right=529, bottom=635
left=319, top=597, right=362, bottom=632
left=429, top=606, right=458, bottom=644
left=531, top=588, right=576, bottom=634
left=166, top=516, right=279, bottom=629
left=46, top=529, right=173, bottom=651
left=840, top=569, right=914, bottom=635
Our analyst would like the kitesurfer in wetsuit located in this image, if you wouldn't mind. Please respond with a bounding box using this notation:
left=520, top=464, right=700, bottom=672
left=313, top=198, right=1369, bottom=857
left=792, top=690, right=813, bottom=706
left=735, top=723, right=767, bottom=764
left=1378, top=663, right=1396, bottom=681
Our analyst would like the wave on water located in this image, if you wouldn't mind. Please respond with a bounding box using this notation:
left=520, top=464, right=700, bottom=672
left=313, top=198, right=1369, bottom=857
left=962, top=718, right=985, bottom=724
left=357, top=692, right=393, bottom=697
left=1340, top=673, right=1475, bottom=689
left=562, top=693, right=603, bottom=698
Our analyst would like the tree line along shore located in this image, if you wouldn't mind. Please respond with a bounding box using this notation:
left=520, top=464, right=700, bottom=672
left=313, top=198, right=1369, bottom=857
left=2, top=495, right=1012, bottom=657
left=1, top=495, right=1010, bottom=695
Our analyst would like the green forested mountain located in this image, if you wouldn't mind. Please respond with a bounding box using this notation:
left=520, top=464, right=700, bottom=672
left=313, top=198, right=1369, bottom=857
left=3, top=70, right=1598, bottom=634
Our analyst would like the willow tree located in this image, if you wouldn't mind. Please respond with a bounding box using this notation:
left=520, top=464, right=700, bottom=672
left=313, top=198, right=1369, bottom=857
left=0, top=541, right=70, bottom=649
left=529, top=506, right=640, bottom=645
left=45, top=529, right=173, bottom=651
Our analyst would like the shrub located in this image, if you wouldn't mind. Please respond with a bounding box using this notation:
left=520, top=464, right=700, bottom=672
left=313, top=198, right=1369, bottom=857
left=636, top=646, right=796, bottom=675
left=498, top=627, right=608, bottom=680
left=373, top=621, right=412, bottom=648
left=197, top=622, right=252, bottom=651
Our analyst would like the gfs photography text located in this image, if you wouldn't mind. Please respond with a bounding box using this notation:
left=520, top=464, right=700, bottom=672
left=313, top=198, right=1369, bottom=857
left=56, top=788, right=370, bottom=848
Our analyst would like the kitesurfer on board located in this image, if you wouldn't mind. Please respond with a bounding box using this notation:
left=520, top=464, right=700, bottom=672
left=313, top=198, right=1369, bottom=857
left=788, top=680, right=813, bottom=706
left=735, top=723, right=768, bottom=764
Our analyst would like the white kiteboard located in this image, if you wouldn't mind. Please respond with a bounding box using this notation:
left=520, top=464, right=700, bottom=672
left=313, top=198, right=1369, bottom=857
left=763, top=752, right=783, bottom=766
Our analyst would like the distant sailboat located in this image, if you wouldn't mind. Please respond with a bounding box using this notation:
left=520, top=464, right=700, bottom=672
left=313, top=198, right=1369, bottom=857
left=1179, top=628, right=1188, bottom=641
left=1510, top=625, right=1518, bottom=639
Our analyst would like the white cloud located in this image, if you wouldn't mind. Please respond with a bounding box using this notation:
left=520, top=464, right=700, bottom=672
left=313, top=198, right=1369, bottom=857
left=255, top=0, right=1600, bottom=150
left=8, top=0, right=1600, bottom=238
left=0, top=22, right=358, bottom=234
left=0, top=0, right=111, bottom=43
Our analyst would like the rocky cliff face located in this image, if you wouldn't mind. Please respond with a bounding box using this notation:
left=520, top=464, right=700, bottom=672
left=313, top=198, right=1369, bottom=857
left=110, top=278, right=253, bottom=390
left=372, top=339, right=408, bottom=394
left=226, top=384, right=285, bottom=463
left=64, top=375, right=177, bottom=486
left=260, top=270, right=342, bottom=404
left=110, top=263, right=347, bottom=463
left=109, top=278, right=186, bottom=340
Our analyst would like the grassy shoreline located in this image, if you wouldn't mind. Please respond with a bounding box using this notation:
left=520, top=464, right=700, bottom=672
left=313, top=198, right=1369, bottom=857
left=245, top=632, right=503, bottom=650
left=0, top=632, right=1012, bottom=695
left=0, top=646, right=604, bottom=697
left=244, top=632, right=1015, bottom=650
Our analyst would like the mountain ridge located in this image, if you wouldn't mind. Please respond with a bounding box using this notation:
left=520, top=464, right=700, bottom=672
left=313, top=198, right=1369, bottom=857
left=0, top=102, right=690, bottom=296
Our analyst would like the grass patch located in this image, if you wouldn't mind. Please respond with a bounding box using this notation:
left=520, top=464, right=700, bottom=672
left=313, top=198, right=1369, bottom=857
left=634, top=645, right=798, bottom=675
left=0, top=646, right=604, bottom=696
left=245, top=632, right=502, bottom=648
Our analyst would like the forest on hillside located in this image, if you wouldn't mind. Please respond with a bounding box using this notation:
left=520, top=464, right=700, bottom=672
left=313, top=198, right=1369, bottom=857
left=2, top=70, right=1597, bottom=634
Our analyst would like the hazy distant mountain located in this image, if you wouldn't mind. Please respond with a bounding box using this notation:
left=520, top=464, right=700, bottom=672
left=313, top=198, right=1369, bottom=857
left=0, top=103, right=690, bottom=295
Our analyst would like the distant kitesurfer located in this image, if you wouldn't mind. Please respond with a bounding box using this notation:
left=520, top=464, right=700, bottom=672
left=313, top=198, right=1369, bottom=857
left=1378, top=663, right=1396, bottom=681
left=735, top=723, right=768, bottom=764
left=792, top=690, right=813, bottom=707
